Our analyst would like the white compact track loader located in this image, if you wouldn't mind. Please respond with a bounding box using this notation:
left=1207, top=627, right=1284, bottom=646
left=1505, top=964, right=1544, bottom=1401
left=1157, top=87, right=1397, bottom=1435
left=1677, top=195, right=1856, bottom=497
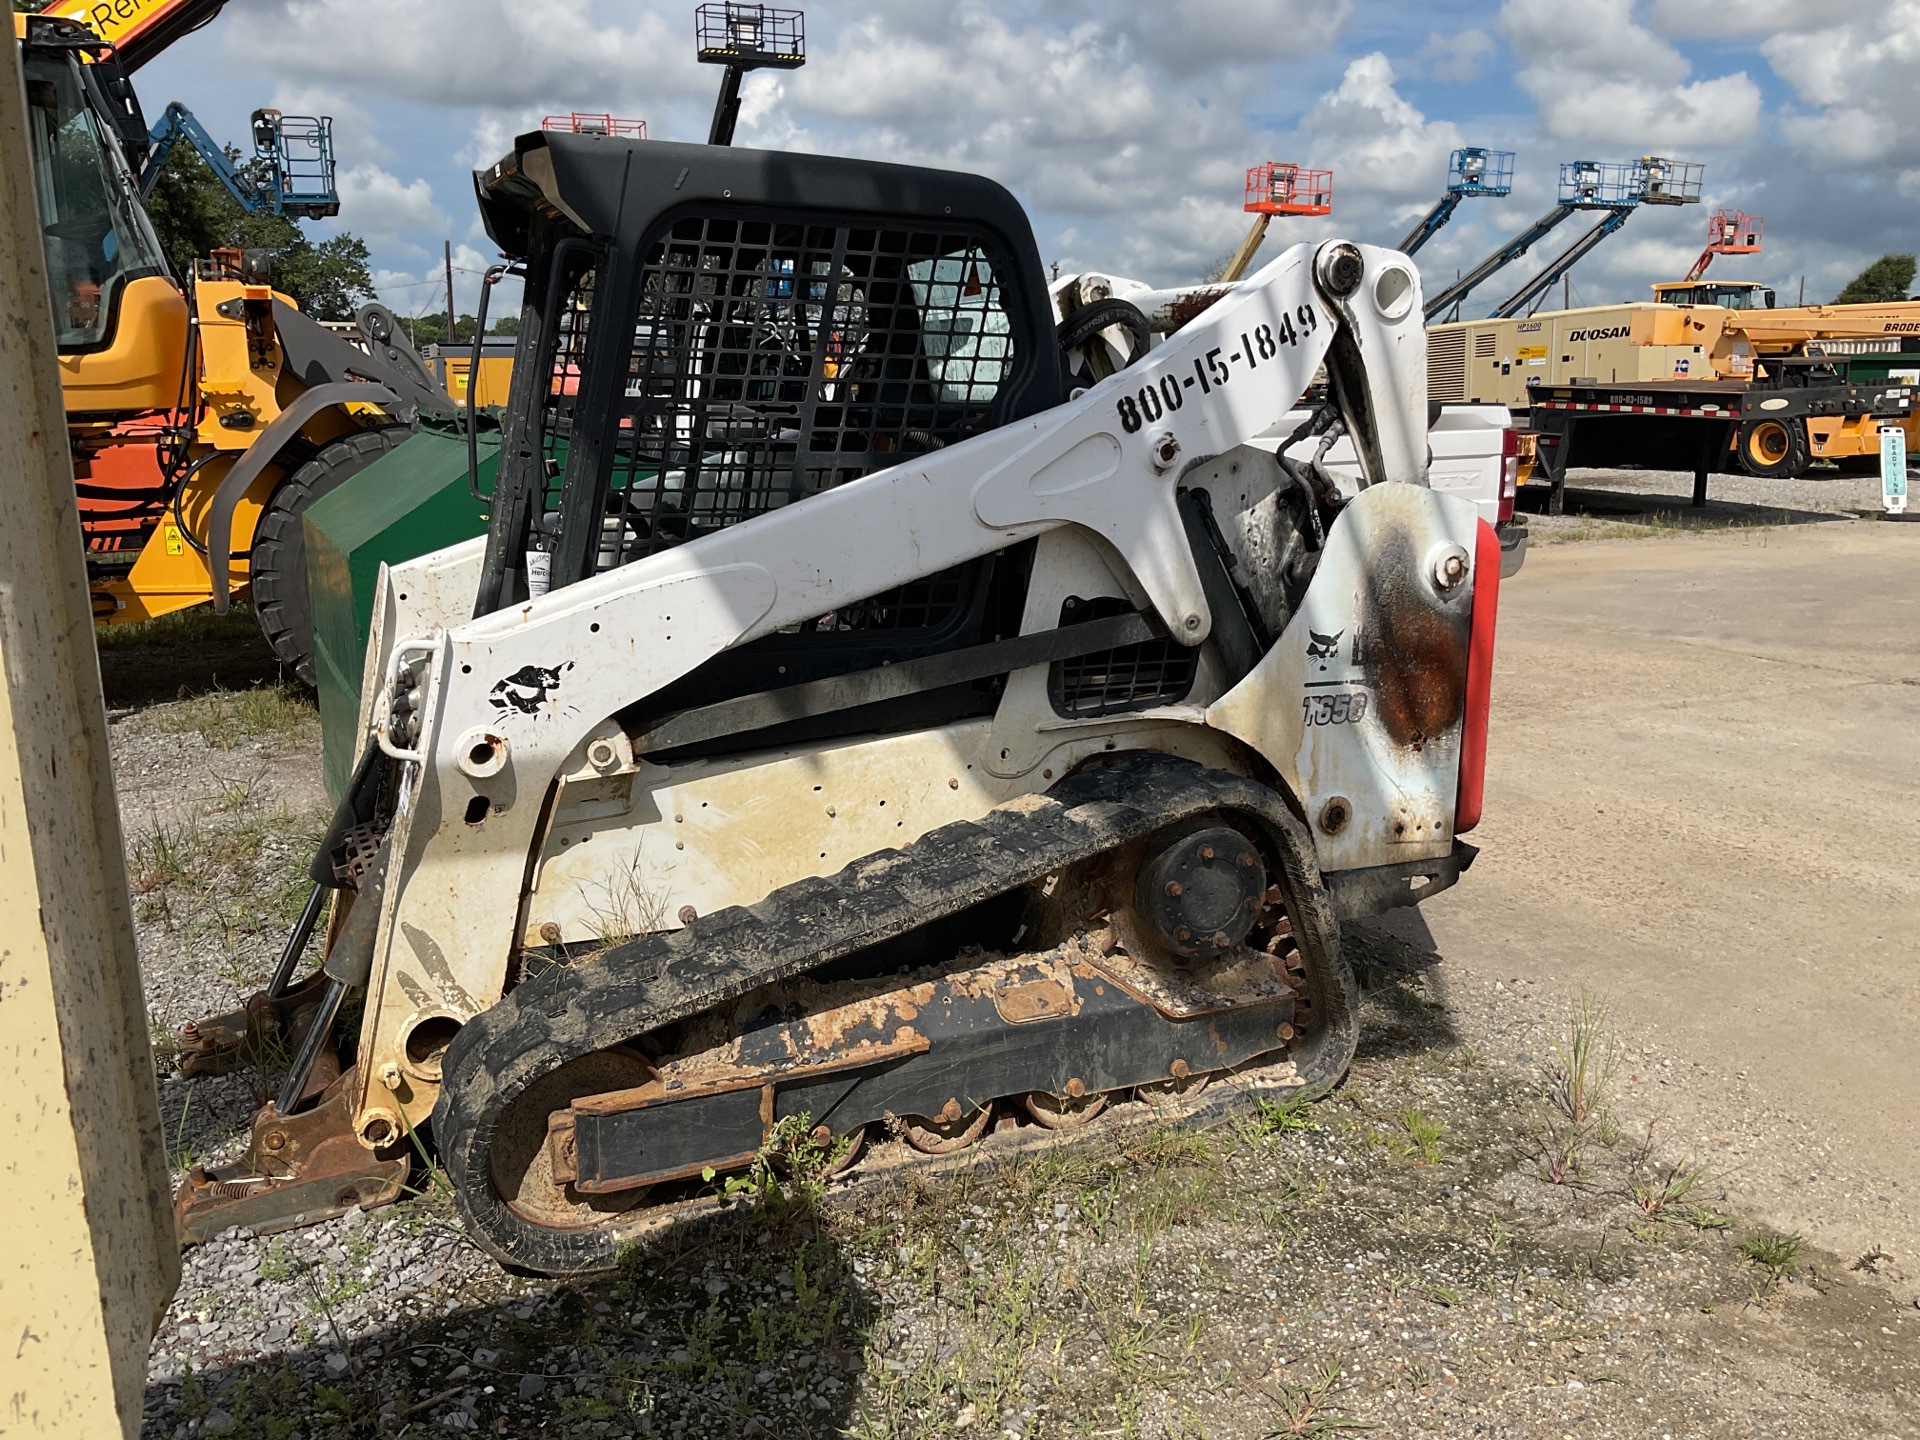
left=175, top=129, right=1503, bottom=1275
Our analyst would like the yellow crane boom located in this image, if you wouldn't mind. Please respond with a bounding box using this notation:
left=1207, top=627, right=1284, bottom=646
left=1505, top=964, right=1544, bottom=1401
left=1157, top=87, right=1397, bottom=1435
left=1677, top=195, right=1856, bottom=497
left=1632, top=299, right=1920, bottom=372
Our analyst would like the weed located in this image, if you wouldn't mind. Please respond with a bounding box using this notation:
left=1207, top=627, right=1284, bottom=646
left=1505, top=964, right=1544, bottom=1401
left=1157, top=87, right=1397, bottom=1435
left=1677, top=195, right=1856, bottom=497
left=1396, top=1107, right=1444, bottom=1164
left=1741, top=1230, right=1805, bottom=1291
left=1629, top=1156, right=1703, bottom=1217
left=1251, top=1093, right=1320, bottom=1139
left=1264, top=1360, right=1369, bottom=1435
left=1679, top=1203, right=1732, bottom=1232
left=1544, top=994, right=1616, bottom=1128
left=1852, top=1247, right=1892, bottom=1275
left=1535, top=1120, right=1587, bottom=1186
left=1484, top=1217, right=1513, bottom=1256
left=580, top=851, right=670, bottom=945
left=1425, top=1284, right=1464, bottom=1307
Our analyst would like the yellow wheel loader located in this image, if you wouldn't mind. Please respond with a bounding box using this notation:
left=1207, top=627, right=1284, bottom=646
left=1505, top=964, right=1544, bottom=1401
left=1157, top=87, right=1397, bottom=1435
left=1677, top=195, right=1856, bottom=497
left=20, top=8, right=458, bottom=682
left=173, top=123, right=1505, bottom=1274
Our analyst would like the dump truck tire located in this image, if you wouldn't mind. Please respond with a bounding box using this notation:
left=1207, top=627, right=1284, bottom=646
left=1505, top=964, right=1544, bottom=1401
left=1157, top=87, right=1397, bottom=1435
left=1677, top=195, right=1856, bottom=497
left=251, top=425, right=413, bottom=687
left=1737, top=416, right=1809, bottom=479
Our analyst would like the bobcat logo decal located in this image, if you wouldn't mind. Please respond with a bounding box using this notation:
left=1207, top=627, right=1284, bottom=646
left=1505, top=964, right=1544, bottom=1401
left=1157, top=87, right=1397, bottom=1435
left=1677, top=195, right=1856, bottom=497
left=1306, top=629, right=1344, bottom=670
left=489, top=662, right=574, bottom=717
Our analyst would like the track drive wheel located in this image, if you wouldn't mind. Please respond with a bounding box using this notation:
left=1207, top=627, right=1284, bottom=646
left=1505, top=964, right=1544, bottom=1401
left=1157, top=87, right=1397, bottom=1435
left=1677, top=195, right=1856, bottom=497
left=1737, top=416, right=1809, bottom=479
left=899, top=1102, right=994, bottom=1154
left=250, top=424, right=414, bottom=687
left=487, top=1050, right=655, bottom=1230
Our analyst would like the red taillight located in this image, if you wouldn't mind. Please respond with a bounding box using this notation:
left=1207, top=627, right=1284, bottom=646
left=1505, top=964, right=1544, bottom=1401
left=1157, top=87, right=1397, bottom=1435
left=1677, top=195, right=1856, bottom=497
left=1455, top=518, right=1502, bottom=834
left=1498, top=426, right=1519, bottom=524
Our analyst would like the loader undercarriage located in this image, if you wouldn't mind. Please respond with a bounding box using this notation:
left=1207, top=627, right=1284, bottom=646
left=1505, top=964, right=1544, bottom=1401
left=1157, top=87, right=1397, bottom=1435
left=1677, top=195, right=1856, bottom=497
left=436, top=753, right=1356, bottom=1274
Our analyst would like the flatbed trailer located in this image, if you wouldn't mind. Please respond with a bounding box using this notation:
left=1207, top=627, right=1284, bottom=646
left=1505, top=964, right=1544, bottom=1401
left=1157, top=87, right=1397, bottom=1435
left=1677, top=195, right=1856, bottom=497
left=1526, top=367, right=1915, bottom=513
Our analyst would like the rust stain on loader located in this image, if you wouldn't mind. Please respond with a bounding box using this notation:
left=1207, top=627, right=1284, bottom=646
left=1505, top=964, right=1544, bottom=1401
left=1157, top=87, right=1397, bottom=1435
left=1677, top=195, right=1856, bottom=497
left=1360, top=524, right=1469, bottom=751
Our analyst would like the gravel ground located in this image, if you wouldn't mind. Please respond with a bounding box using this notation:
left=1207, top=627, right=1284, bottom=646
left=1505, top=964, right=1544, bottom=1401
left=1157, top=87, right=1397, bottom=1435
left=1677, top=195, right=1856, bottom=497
left=118, top=589, right=1920, bottom=1439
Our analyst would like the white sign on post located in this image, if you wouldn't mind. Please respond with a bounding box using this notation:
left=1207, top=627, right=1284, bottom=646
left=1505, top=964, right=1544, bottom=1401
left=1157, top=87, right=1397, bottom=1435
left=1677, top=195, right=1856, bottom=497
left=1882, top=424, right=1908, bottom=515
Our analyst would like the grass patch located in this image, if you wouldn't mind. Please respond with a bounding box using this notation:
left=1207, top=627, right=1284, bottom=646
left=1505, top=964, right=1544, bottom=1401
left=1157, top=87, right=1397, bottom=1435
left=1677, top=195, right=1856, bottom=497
left=95, top=604, right=263, bottom=651
left=150, top=683, right=316, bottom=751
left=1629, top=1156, right=1704, bottom=1218
left=1396, top=1107, right=1444, bottom=1164
left=1740, top=1229, right=1805, bottom=1292
left=1544, top=994, right=1616, bottom=1129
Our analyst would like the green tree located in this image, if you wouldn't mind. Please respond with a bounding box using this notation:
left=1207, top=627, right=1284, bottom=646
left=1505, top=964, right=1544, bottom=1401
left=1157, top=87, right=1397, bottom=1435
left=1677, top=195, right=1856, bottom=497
left=1834, top=253, right=1917, bottom=305
left=142, top=143, right=376, bottom=320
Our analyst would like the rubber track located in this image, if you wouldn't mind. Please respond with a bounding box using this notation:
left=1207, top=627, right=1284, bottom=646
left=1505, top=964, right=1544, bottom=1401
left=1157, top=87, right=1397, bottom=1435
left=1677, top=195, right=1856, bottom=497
left=433, top=753, right=1357, bottom=1274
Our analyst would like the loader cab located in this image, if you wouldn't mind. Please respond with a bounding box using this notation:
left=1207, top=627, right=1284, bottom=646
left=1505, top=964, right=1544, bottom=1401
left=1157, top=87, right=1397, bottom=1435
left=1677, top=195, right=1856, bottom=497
left=1650, top=279, right=1775, bottom=311
left=20, top=17, right=173, bottom=353
left=19, top=16, right=189, bottom=414
left=473, top=132, right=1066, bottom=615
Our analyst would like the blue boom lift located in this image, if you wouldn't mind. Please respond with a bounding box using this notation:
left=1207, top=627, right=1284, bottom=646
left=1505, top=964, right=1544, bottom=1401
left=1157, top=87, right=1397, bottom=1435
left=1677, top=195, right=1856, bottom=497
left=1397, top=147, right=1514, bottom=257
left=139, top=101, right=340, bottom=219
left=1424, top=156, right=1701, bottom=323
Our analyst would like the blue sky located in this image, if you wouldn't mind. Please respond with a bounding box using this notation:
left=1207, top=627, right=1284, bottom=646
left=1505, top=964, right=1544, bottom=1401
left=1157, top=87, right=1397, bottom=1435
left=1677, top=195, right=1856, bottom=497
left=134, top=0, right=1911, bottom=326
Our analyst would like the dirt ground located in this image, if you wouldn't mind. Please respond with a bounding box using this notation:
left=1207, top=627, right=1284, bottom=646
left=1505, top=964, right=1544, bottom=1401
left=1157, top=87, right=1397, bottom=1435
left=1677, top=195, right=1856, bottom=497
left=118, top=483, right=1920, bottom=1438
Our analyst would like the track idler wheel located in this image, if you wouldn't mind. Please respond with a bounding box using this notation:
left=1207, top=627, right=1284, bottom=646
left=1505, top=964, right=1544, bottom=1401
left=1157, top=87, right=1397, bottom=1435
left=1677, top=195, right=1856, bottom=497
left=899, top=1101, right=994, bottom=1154
left=1133, top=823, right=1269, bottom=961
left=1021, top=1087, right=1109, bottom=1130
left=489, top=1050, right=656, bottom=1229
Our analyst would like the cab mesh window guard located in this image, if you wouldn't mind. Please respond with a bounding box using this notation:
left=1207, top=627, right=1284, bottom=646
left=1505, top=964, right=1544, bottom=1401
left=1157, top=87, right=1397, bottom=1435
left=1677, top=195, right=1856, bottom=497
left=579, top=212, right=1016, bottom=577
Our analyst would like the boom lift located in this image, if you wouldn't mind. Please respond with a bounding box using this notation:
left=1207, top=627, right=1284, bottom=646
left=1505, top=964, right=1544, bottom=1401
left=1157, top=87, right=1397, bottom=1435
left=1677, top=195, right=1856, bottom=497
left=140, top=101, right=340, bottom=219
left=1424, top=158, right=1700, bottom=323
left=18, top=7, right=453, bottom=681
left=1397, top=147, right=1514, bottom=257
left=171, top=124, right=1504, bottom=1272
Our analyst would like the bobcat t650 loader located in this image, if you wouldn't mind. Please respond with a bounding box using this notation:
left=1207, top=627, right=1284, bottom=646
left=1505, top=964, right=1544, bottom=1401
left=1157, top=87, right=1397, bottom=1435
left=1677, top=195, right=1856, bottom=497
left=175, top=130, right=1502, bottom=1274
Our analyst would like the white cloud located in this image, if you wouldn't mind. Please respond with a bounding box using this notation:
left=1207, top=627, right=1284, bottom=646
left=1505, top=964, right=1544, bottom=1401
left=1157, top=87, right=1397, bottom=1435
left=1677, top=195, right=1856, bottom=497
left=1078, top=0, right=1352, bottom=75
left=336, top=165, right=444, bottom=242
left=1419, top=28, right=1497, bottom=83
left=1302, top=55, right=1463, bottom=206
left=225, top=0, right=710, bottom=113
left=1645, top=0, right=1878, bottom=37
left=1500, top=0, right=1761, bottom=150
left=1763, top=3, right=1920, bottom=167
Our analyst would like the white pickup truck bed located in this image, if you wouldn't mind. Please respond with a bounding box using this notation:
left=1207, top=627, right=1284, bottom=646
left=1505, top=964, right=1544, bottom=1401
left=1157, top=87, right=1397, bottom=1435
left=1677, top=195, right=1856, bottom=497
left=1255, top=404, right=1527, bottom=575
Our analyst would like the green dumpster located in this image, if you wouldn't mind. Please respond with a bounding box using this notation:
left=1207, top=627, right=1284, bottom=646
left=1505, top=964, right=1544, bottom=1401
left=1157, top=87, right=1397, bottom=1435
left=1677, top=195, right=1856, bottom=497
left=303, top=424, right=495, bottom=802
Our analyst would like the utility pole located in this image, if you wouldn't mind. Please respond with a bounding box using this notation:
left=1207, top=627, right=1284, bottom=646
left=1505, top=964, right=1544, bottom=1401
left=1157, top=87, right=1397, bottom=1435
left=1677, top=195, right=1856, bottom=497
left=1563, top=274, right=1570, bottom=311
left=445, top=238, right=456, bottom=347
left=0, top=27, right=178, bottom=1437
left=1799, top=274, right=1806, bottom=305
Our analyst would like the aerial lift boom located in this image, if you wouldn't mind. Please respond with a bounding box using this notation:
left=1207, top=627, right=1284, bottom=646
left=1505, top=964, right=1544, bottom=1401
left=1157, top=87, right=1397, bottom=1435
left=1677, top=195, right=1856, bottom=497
left=140, top=100, right=340, bottom=219
left=1397, top=147, right=1514, bottom=257
left=1487, top=209, right=1637, bottom=319
left=1429, top=157, right=1701, bottom=323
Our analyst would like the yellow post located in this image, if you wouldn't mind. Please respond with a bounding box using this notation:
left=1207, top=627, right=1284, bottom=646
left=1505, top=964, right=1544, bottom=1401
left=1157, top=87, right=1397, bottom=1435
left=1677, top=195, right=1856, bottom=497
left=1221, top=213, right=1272, bottom=284
left=0, top=26, right=180, bottom=1438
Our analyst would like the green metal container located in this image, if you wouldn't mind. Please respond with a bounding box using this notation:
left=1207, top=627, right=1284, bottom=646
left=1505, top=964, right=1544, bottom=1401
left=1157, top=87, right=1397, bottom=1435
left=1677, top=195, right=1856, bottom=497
left=303, top=425, right=496, bottom=802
